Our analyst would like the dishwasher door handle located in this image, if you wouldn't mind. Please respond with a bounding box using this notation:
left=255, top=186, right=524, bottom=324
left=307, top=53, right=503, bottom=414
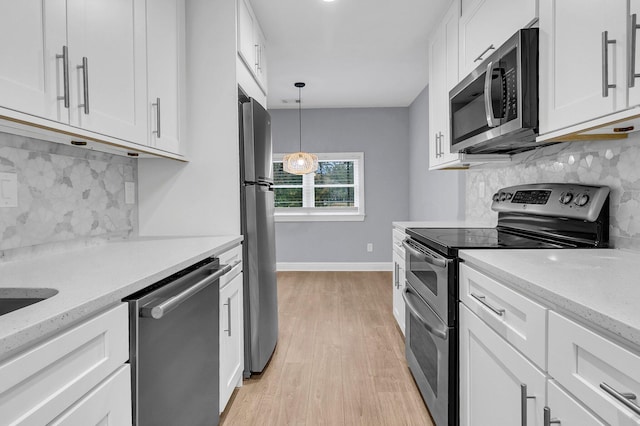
left=140, top=264, right=232, bottom=319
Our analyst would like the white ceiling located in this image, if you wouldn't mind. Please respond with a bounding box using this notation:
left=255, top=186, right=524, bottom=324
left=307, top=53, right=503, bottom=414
left=249, top=0, right=452, bottom=109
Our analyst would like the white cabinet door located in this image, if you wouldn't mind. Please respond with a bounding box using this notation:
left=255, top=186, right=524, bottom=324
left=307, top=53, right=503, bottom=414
left=392, top=251, right=405, bottom=335
left=629, top=0, right=640, bottom=106
left=458, top=0, right=537, bottom=78
left=49, top=365, right=132, bottom=426
left=220, top=271, right=244, bottom=412
left=237, top=0, right=256, bottom=69
left=0, top=304, right=129, bottom=425
left=459, top=303, right=546, bottom=426
left=539, top=0, right=627, bottom=134
left=146, top=0, right=185, bottom=154
left=0, top=0, right=68, bottom=122
left=428, top=1, right=461, bottom=169
left=254, top=24, right=268, bottom=91
left=66, top=0, right=147, bottom=144
left=545, top=380, right=606, bottom=426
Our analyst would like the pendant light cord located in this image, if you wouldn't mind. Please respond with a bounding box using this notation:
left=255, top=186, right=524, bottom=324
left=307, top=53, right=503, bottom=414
left=298, top=85, right=302, bottom=152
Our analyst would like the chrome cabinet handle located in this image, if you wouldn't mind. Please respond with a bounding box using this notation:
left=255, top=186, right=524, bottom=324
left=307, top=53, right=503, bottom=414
left=600, top=382, right=640, bottom=415
left=520, top=384, right=536, bottom=426
left=223, top=297, right=232, bottom=336
left=484, top=61, right=501, bottom=127
left=152, top=97, right=161, bottom=138
left=394, top=262, right=399, bottom=288
left=56, top=46, right=70, bottom=108
left=470, top=292, right=505, bottom=316
left=78, top=57, right=90, bottom=114
left=629, top=14, right=640, bottom=88
left=434, top=132, right=440, bottom=158
left=543, top=407, right=561, bottom=425
left=402, top=287, right=448, bottom=340
left=140, top=264, right=231, bottom=319
left=602, top=31, right=617, bottom=97
left=474, top=44, right=495, bottom=62
left=438, top=131, right=444, bottom=157
left=401, top=239, right=448, bottom=269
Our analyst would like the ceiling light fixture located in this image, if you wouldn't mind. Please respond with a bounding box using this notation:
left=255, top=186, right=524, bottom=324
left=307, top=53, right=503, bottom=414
left=282, top=82, right=318, bottom=175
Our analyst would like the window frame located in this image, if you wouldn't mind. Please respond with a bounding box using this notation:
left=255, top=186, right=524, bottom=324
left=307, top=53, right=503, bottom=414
left=272, top=152, right=365, bottom=222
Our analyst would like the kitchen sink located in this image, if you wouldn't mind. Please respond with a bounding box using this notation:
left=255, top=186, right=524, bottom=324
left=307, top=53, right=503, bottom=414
left=0, top=288, right=58, bottom=316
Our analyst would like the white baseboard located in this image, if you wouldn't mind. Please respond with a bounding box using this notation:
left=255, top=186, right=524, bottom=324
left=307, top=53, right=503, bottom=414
left=277, top=262, right=393, bottom=272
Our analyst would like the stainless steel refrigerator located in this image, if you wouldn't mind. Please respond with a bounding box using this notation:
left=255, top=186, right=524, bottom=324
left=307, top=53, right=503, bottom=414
left=239, top=97, right=278, bottom=376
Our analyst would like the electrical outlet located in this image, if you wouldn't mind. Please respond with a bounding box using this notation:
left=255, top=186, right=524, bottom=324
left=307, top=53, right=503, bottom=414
left=0, top=172, right=18, bottom=208
left=367, top=243, right=373, bottom=252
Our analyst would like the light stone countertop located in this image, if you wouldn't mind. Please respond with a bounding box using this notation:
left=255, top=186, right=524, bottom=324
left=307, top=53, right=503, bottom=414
left=0, top=235, right=242, bottom=362
left=459, top=248, right=640, bottom=350
left=392, top=220, right=493, bottom=232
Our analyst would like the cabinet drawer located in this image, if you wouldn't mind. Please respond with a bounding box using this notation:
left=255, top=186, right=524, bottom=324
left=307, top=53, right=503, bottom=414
left=219, top=244, right=243, bottom=286
left=0, top=303, right=129, bottom=425
left=459, top=263, right=547, bottom=369
left=392, top=229, right=406, bottom=258
left=49, top=365, right=132, bottom=426
left=549, top=312, right=640, bottom=424
left=546, top=380, right=605, bottom=425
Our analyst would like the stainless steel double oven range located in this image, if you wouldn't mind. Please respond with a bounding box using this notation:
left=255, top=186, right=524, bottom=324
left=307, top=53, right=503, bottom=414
left=402, top=183, right=611, bottom=426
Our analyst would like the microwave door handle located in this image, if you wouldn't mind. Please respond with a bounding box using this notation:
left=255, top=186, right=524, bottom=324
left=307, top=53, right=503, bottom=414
left=402, top=287, right=448, bottom=340
left=402, top=240, right=448, bottom=269
left=484, top=61, right=501, bottom=128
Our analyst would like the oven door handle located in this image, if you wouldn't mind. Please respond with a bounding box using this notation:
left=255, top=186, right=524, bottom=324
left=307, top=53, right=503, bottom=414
left=402, top=286, right=448, bottom=340
left=402, top=240, right=448, bottom=269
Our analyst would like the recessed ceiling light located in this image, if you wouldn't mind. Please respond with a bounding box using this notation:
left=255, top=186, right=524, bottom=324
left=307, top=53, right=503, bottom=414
left=323, top=0, right=336, bottom=2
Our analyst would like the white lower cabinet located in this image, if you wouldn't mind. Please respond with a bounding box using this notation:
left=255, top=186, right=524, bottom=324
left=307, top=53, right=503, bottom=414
left=459, top=303, right=546, bottom=426
left=219, top=245, right=244, bottom=413
left=0, top=303, right=130, bottom=425
left=548, top=311, right=640, bottom=425
left=460, top=261, right=640, bottom=426
left=49, top=365, right=132, bottom=426
left=545, top=380, right=606, bottom=426
left=391, top=227, right=406, bottom=335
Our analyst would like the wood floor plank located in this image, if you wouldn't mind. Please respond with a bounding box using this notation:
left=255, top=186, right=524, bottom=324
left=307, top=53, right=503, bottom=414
left=221, top=271, right=433, bottom=426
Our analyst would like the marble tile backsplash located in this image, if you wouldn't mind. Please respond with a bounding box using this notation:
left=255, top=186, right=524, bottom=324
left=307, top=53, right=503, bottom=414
left=0, top=132, right=137, bottom=259
left=466, top=136, right=640, bottom=250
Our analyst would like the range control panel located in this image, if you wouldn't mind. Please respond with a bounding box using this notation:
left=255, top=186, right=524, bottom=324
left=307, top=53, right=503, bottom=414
left=491, top=183, right=610, bottom=221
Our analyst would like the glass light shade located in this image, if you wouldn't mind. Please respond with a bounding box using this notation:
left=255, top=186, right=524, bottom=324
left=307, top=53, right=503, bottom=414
left=282, top=152, right=319, bottom=175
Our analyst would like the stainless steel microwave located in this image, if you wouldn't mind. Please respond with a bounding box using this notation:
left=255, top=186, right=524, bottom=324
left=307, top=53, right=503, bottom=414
left=449, top=28, right=539, bottom=154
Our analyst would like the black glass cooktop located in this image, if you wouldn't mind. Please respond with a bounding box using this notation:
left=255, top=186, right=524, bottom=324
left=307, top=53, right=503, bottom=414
left=406, top=227, right=568, bottom=257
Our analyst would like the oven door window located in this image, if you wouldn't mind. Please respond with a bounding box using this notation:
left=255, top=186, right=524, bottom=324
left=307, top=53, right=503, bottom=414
left=410, top=313, right=439, bottom=394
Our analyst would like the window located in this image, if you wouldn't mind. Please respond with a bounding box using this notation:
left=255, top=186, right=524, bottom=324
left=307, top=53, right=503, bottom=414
left=272, top=152, right=365, bottom=221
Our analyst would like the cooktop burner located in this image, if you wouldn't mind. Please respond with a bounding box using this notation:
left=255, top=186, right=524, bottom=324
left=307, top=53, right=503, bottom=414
left=406, top=227, right=568, bottom=256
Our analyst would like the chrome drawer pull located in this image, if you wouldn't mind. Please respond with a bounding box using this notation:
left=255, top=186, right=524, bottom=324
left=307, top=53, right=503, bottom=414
left=602, top=31, right=617, bottom=97
left=470, top=292, right=505, bottom=316
left=543, top=407, right=561, bottom=425
left=600, top=382, right=640, bottom=415
left=520, top=384, right=536, bottom=426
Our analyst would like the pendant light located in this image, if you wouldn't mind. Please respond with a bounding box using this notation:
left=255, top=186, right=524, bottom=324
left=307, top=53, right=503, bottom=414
left=283, top=82, right=318, bottom=175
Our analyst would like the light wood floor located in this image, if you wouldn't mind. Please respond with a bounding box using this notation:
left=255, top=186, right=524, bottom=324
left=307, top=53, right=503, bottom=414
left=220, top=271, right=434, bottom=426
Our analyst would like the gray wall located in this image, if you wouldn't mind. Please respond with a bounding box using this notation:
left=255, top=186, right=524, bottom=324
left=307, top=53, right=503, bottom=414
left=270, top=107, right=410, bottom=263
left=408, top=86, right=466, bottom=221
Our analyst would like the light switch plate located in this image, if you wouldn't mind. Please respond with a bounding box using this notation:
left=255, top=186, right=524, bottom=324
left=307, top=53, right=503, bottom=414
left=125, top=182, right=135, bottom=205
left=0, top=172, right=18, bottom=208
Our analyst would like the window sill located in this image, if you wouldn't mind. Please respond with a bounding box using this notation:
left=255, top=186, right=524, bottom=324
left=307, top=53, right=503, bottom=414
left=274, top=213, right=366, bottom=222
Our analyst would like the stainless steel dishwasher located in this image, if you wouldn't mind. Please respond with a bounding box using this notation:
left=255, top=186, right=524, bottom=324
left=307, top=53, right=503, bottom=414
left=125, top=257, right=231, bottom=426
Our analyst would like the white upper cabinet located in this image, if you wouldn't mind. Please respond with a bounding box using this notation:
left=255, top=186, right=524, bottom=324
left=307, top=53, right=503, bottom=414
left=539, top=0, right=627, bottom=134
left=146, top=0, right=185, bottom=155
left=66, top=0, right=147, bottom=144
left=237, top=0, right=268, bottom=93
left=0, top=0, right=68, bottom=122
left=458, top=0, right=537, bottom=79
left=429, top=0, right=462, bottom=169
